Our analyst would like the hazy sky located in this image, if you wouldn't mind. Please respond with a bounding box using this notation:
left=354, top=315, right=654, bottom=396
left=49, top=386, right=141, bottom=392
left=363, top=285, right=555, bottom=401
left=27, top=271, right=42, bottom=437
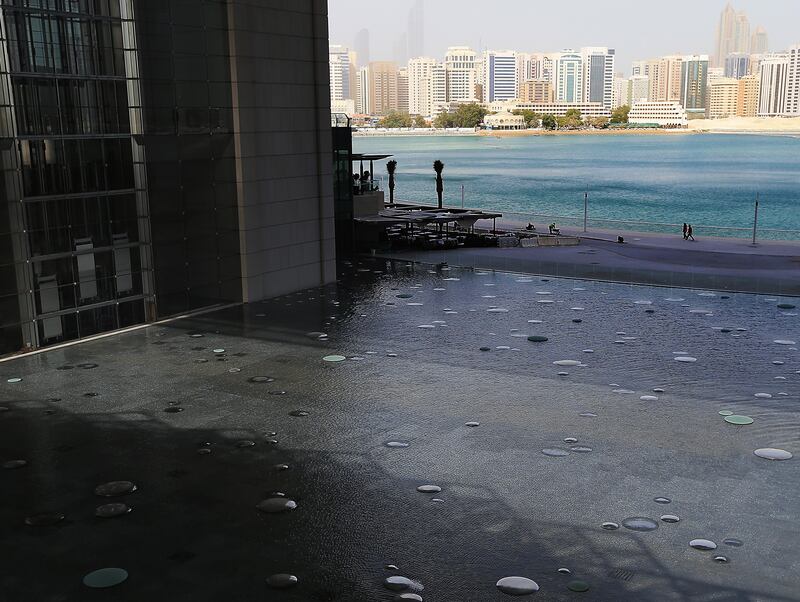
left=329, top=0, right=800, bottom=74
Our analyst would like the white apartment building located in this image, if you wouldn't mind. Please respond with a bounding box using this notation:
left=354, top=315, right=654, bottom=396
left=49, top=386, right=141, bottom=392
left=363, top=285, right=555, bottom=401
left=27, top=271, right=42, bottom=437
left=329, top=45, right=357, bottom=105
left=787, top=45, right=800, bottom=115
left=554, top=51, right=583, bottom=102
left=431, top=64, right=448, bottom=115
left=631, top=60, right=649, bottom=77
left=628, top=101, right=688, bottom=127
left=355, top=66, right=369, bottom=114
left=629, top=75, right=650, bottom=105
left=612, top=77, right=628, bottom=110
left=331, top=99, right=355, bottom=115
left=407, top=57, right=437, bottom=117
left=758, top=53, right=789, bottom=116
left=535, top=53, right=555, bottom=82
left=582, top=47, right=615, bottom=110
left=445, top=46, right=479, bottom=102
left=484, top=50, right=519, bottom=103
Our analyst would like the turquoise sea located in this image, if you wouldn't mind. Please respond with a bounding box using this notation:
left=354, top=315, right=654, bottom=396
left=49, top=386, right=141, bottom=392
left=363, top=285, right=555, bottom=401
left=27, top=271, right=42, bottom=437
left=353, top=133, right=800, bottom=239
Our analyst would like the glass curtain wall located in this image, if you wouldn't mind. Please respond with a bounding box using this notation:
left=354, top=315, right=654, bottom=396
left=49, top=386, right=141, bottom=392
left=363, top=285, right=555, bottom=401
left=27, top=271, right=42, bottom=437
left=0, top=0, right=153, bottom=352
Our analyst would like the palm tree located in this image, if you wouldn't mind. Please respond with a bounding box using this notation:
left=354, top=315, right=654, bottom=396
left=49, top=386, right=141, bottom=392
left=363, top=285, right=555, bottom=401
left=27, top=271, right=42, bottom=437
left=433, top=160, right=444, bottom=209
left=386, top=160, right=397, bottom=205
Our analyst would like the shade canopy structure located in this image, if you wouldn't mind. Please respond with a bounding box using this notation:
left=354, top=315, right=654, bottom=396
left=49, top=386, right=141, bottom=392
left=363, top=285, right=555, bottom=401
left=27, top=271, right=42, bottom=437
left=351, top=153, right=394, bottom=181
left=354, top=205, right=502, bottom=230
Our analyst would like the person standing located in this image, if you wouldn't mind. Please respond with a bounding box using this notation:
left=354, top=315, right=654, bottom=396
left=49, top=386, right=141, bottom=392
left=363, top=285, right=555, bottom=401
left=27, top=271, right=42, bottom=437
left=687, top=224, right=695, bottom=241
left=682, top=223, right=688, bottom=240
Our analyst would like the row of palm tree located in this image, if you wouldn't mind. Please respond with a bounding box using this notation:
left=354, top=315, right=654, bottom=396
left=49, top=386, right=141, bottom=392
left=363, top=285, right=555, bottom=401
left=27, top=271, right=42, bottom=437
left=385, top=160, right=445, bottom=209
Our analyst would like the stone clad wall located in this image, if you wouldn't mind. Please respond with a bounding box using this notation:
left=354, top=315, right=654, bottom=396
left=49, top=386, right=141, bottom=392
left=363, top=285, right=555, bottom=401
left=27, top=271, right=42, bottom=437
left=227, top=0, right=336, bottom=301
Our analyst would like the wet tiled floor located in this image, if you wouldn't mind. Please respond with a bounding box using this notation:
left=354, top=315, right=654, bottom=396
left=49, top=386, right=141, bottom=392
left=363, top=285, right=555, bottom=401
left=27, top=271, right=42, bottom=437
left=1, top=258, right=798, bottom=601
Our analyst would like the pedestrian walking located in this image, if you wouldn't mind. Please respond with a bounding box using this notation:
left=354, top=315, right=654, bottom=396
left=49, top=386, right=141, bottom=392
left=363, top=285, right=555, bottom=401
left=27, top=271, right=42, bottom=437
left=687, top=224, right=695, bottom=241
left=682, top=223, right=688, bottom=240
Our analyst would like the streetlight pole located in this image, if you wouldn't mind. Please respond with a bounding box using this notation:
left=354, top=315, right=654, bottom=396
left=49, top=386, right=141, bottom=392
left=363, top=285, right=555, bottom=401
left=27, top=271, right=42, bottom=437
left=461, top=184, right=465, bottom=209
left=583, top=191, right=588, bottom=233
left=751, top=193, right=759, bottom=246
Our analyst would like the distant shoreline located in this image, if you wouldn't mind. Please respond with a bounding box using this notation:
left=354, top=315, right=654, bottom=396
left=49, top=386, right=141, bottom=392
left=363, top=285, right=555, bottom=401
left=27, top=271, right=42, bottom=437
left=352, top=117, right=800, bottom=138
left=353, top=128, right=800, bottom=138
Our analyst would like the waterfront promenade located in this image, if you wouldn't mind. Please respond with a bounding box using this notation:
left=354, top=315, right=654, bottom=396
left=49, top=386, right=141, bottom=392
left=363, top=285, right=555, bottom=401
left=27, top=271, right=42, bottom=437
left=380, top=228, right=800, bottom=296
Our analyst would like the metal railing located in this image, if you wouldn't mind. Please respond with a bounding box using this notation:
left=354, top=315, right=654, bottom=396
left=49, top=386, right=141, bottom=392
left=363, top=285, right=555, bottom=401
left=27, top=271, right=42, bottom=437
left=379, top=181, right=800, bottom=242
left=353, top=176, right=384, bottom=194
left=495, top=211, right=800, bottom=243
left=331, top=113, right=351, bottom=128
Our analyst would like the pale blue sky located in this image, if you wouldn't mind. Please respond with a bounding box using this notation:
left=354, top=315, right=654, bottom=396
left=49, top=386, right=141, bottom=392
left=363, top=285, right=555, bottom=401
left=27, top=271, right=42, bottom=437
left=329, top=0, right=800, bottom=74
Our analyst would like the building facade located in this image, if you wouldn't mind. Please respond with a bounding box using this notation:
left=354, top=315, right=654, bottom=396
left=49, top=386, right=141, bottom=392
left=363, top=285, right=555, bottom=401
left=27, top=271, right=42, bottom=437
left=329, top=45, right=357, bottom=105
left=355, top=66, right=369, bottom=114
left=397, top=67, right=409, bottom=114
left=648, top=55, right=683, bottom=103
left=582, top=47, right=615, bottom=111
left=714, top=3, right=750, bottom=67
left=510, top=102, right=609, bottom=118
left=758, top=53, right=789, bottom=116
left=519, top=80, right=553, bottom=104
left=444, top=46, right=478, bottom=102
left=708, top=78, right=738, bottom=118
left=628, top=101, right=688, bottom=127
left=483, top=50, right=518, bottom=103
left=612, top=76, right=628, bottom=110
left=750, top=26, right=769, bottom=55
left=407, top=57, right=436, bottom=117
left=483, top=110, right=524, bottom=130
left=0, top=0, right=336, bottom=354
left=554, top=51, right=582, bottom=103
left=787, top=45, right=800, bottom=115
left=629, top=75, right=650, bottom=105
left=736, top=74, right=760, bottom=117
left=680, top=55, right=709, bottom=115
left=353, top=28, right=370, bottom=67
left=366, top=61, right=400, bottom=115
left=724, top=53, right=750, bottom=79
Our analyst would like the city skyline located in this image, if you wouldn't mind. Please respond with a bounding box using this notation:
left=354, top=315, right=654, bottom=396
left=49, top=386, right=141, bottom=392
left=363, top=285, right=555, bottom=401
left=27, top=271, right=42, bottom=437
left=329, top=0, right=799, bottom=75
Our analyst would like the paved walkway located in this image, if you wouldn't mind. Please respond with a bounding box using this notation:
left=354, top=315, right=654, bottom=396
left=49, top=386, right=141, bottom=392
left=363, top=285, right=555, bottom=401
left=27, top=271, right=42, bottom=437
left=380, top=229, right=800, bottom=296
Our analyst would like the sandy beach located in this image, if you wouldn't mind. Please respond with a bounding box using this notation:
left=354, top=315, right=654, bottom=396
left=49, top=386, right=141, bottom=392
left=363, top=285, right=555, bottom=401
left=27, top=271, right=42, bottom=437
left=688, top=116, right=800, bottom=134
left=478, top=128, right=688, bottom=137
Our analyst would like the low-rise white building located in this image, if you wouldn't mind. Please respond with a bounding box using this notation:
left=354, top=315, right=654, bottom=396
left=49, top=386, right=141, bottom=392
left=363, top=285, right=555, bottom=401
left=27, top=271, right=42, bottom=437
left=628, top=101, right=688, bottom=127
left=510, top=102, right=610, bottom=118
left=484, top=110, right=526, bottom=130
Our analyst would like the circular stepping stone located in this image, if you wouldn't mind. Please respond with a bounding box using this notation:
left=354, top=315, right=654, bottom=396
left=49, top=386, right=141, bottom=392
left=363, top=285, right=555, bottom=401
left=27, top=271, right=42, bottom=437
left=96, top=503, right=131, bottom=518
left=256, top=498, right=297, bottom=513
left=496, top=576, right=539, bottom=595
left=267, top=574, right=298, bottom=589
left=724, top=415, right=753, bottom=425
left=754, top=448, right=792, bottom=460
left=83, top=568, right=128, bottom=588
left=568, top=580, right=590, bottom=592
left=25, top=512, right=65, bottom=527
left=94, top=481, right=137, bottom=497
